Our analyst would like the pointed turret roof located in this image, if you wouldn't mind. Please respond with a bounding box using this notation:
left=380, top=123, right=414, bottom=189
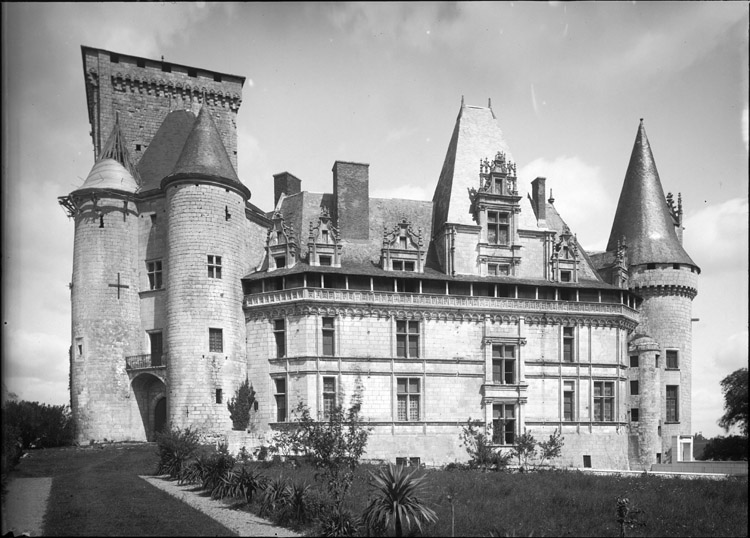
left=162, top=104, right=250, bottom=198
left=606, top=120, right=697, bottom=268
left=72, top=116, right=139, bottom=195
left=431, top=102, right=515, bottom=230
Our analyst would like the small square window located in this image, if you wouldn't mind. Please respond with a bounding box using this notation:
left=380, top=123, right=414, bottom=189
left=319, top=255, right=332, bottom=266
left=560, top=270, right=571, bottom=282
left=136, top=59, right=145, bottom=68
left=393, top=260, right=403, bottom=271
left=583, top=455, right=592, bottom=468
left=213, top=73, right=222, bottom=82
left=275, top=256, right=286, bottom=268
left=629, top=355, right=639, bottom=368
left=110, top=53, right=119, bottom=63
left=188, top=68, right=197, bottom=77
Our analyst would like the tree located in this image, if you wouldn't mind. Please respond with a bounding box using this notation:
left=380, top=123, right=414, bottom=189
left=459, top=418, right=496, bottom=471
left=538, top=428, right=564, bottom=467
left=513, top=429, right=537, bottom=471
left=718, top=368, right=748, bottom=437
left=227, top=377, right=258, bottom=431
left=361, top=464, right=438, bottom=537
left=700, top=436, right=748, bottom=461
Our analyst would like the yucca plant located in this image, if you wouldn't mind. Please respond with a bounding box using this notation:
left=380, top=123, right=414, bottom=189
left=286, top=481, right=312, bottom=524
left=317, top=504, right=360, bottom=537
left=362, top=464, right=438, bottom=537
left=178, top=456, right=207, bottom=486
left=259, top=475, right=291, bottom=517
left=154, top=427, right=201, bottom=479
left=232, top=465, right=268, bottom=504
left=201, top=451, right=235, bottom=495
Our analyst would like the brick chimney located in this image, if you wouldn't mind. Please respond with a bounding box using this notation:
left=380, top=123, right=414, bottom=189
left=332, top=161, right=369, bottom=240
left=273, top=172, right=302, bottom=207
left=531, top=176, right=547, bottom=222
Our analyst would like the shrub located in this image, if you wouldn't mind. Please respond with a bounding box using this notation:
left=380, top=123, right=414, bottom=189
left=460, top=418, right=497, bottom=471
left=221, top=465, right=267, bottom=504
left=3, top=400, right=75, bottom=449
left=260, top=475, right=291, bottom=518
left=227, top=377, right=258, bottom=431
left=538, top=428, right=564, bottom=467
left=361, top=464, right=438, bottom=537
left=155, top=427, right=201, bottom=479
left=317, top=504, right=360, bottom=537
left=701, top=435, right=749, bottom=461
left=205, top=452, right=236, bottom=497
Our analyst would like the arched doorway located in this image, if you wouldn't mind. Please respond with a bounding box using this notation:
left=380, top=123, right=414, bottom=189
left=131, top=373, right=167, bottom=441
left=154, top=397, right=167, bottom=435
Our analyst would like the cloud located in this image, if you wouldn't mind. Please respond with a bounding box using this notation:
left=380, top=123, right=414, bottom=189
left=518, top=156, right=614, bottom=251
left=712, top=330, right=749, bottom=371
left=683, top=197, right=749, bottom=275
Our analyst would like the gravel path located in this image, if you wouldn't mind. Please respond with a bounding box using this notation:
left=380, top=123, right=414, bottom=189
left=140, top=476, right=302, bottom=537
left=1, top=477, right=53, bottom=537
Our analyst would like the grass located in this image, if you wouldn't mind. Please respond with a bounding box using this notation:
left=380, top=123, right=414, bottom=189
left=8, top=442, right=238, bottom=536
left=8, top=443, right=748, bottom=537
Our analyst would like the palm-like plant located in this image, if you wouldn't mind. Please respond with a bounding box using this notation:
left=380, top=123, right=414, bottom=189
left=362, top=464, right=438, bottom=537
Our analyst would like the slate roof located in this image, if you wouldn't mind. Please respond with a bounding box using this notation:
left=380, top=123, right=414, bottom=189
left=73, top=158, right=139, bottom=195
left=606, top=120, right=698, bottom=269
left=137, top=110, right=196, bottom=193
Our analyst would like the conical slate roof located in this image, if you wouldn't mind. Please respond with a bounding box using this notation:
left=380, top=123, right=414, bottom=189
left=74, top=158, right=139, bottom=194
left=606, top=120, right=697, bottom=268
left=137, top=110, right=196, bottom=192
left=162, top=104, right=249, bottom=197
left=431, top=102, right=515, bottom=230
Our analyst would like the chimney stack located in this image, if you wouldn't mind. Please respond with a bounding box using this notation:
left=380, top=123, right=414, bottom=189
left=273, top=172, right=302, bottom=207
left=332, top=161, right=369, bottom=240
left=531, top=176, right=547, bottom=222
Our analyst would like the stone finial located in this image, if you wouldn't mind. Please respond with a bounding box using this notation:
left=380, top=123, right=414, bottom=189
left=548, top=189, right=555, bottom=204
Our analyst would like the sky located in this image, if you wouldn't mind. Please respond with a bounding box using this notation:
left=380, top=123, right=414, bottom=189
left=1, top=2, right=747, bottom=438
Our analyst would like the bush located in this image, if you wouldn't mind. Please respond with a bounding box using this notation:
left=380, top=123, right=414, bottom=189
left=155, top=427, right=201, bottom=478
left=3, top=400, right=75, bottom=449
left=701, top=435, right=749, bottom=461
left=227, top=377, right=258, bottom=431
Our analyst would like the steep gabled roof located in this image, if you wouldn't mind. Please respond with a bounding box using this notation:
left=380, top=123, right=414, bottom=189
left=606, top=120, right=697, bottom=268
left=431, top=102, right=514, bottom=230
left=137, top=110, right=196, bottom=192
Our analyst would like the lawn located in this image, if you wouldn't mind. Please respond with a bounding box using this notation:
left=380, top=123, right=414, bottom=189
left=7, top=442, right=748, bottom=537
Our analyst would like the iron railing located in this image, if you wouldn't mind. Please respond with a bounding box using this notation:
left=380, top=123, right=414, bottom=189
left=125, top=353, right=166, bottom=370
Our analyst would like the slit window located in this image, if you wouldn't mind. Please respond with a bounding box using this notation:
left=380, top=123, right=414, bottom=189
left=215, top=388, right=223, bottom=404
left=274, top=319, right=286, bottom=358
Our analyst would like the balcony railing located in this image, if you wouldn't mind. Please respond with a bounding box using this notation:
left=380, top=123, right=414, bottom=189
left=244, top=288, right=639, bottom=321
left=125, top=353, right=166, bottom=370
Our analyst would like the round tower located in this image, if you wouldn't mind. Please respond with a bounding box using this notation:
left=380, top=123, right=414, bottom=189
left=607, top=120, right=699, bottom=465
left=68, top=150, right=142, bottom=442
left=162, top=104, right=251, bottom=433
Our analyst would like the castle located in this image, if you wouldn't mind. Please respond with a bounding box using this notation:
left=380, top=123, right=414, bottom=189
left=59, top=46, right=699, bottom=470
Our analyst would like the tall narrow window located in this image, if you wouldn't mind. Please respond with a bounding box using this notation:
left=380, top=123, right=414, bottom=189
left=666, top=350, right=679, bottom=369
left=215, top=388, right=223, bottom=404
left=274, top=319, right=286, bottom=358
left=209, top=328, right=223, bottom=353
left=207, top=255, right=222, bottom=278
left=593, top=381, right=614, bottom=421
left=322, top=377, right=336, bottom=420
left=492, top=403, right=516, bottom=444
left=487, top=211, right=510, bottom=245
left=396, top=378, right=420, bottom=421
left=630, top=408, right=639, bottom=422
left=322, top=317, right=335, bottom=356
left=563, top=327, right=575, bottom=362
left=629, top=355, right=639, bottom=368
left=399, top=236, right=408, bottom=249
left=147, top=260, right=163, bottom=290
left=492, top=345, right=516, bottom=384
left=666, top=385, right=679, bottom=422
left=396, top=320, right=420, bottom=358
left=321, top=230, right=330, bottom=244
left=275, top=378, right=287, bottom=422
left=149, top=331, right=163, bottom=366
left=563, top=381, right=575, bottom=421
left=630, top=380, right=639, bottom=396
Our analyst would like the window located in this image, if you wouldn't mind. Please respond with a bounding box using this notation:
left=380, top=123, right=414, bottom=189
left=630, top=380, right=639, bottom=396
left=492, top=345, right=516, bottom=384
left=560, top=270, right=571, bottom=282
left=563, top=327, right=575, bottom=362
left=487, top=211, right=510, bottom=245
left=630, top=408, right=639, bottom=422
left=321, top=230, right=330, bottom=244
left=147, top=260, right=163, bottom=290
left=215, top=388, right=222, bottom=404
left=275, top=378, right=287, bottom=422
left=392, top=260, right=415, bottom=271
left=488, top=263, right=510, bottom=276
left=396, top=321, right=420, bottom=358
left=149, top=331, right=163, bottom=366
left=666, top=385, right=679, bottom=422
left=319, top=255, right=332, bottom=266
left=399, top=236, right=408, bottom=249
left=322, top=317, right=335, bottom=356
left=274, top=319, right=286, bottom=358
left=209, top=328, right=223, bottom=353
left=666, top=350, right=679, bottom=369
left=655, top=354, right=660, bottom=368
left=492, top=403, right=516, bottom=444
left=629, top=355, right=639, bottom=368
left=583, top=455, right=592, bottom=468
left=207, top=255, right=222, bottom=278
left=593, top=381, right=614, bottom=421
left=563, top=381, right=575, bottom=421
left=275, top=256, right=286, bottom=268
left=397, top=378, right=420, bottom=421
left=322, top=377, right=336, bottom=420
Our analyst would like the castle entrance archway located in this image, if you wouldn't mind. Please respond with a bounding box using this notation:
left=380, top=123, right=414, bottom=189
left=131, top=373, right=167, bottom=441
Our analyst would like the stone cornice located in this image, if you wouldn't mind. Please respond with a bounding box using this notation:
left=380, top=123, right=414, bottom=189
left=631, top=284, right=697, bottom=300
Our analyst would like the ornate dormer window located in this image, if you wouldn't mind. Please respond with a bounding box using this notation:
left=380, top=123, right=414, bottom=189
left=266, top=210, right=297, bottom=271
left=381, top=217, right=426, bottom=272
left=468, top=150, right=523, bottom=275
left=549, top=225, right=580, bottom=283
left=308, top=207, right=343, bottom=267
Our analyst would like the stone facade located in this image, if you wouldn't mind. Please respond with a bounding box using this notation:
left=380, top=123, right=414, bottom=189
left=61, top=47, right=699, bottom=470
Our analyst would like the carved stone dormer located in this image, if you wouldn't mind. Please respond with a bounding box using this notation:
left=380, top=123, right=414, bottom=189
left=613, top=236, right=630, bottom=289
left=266, top=210, right=297, bottom=271
left=549, top=225, right=580, bottom=283
left=380, top=217, right=426, bottom=272
left=308, top=207, right=343, bottom=267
